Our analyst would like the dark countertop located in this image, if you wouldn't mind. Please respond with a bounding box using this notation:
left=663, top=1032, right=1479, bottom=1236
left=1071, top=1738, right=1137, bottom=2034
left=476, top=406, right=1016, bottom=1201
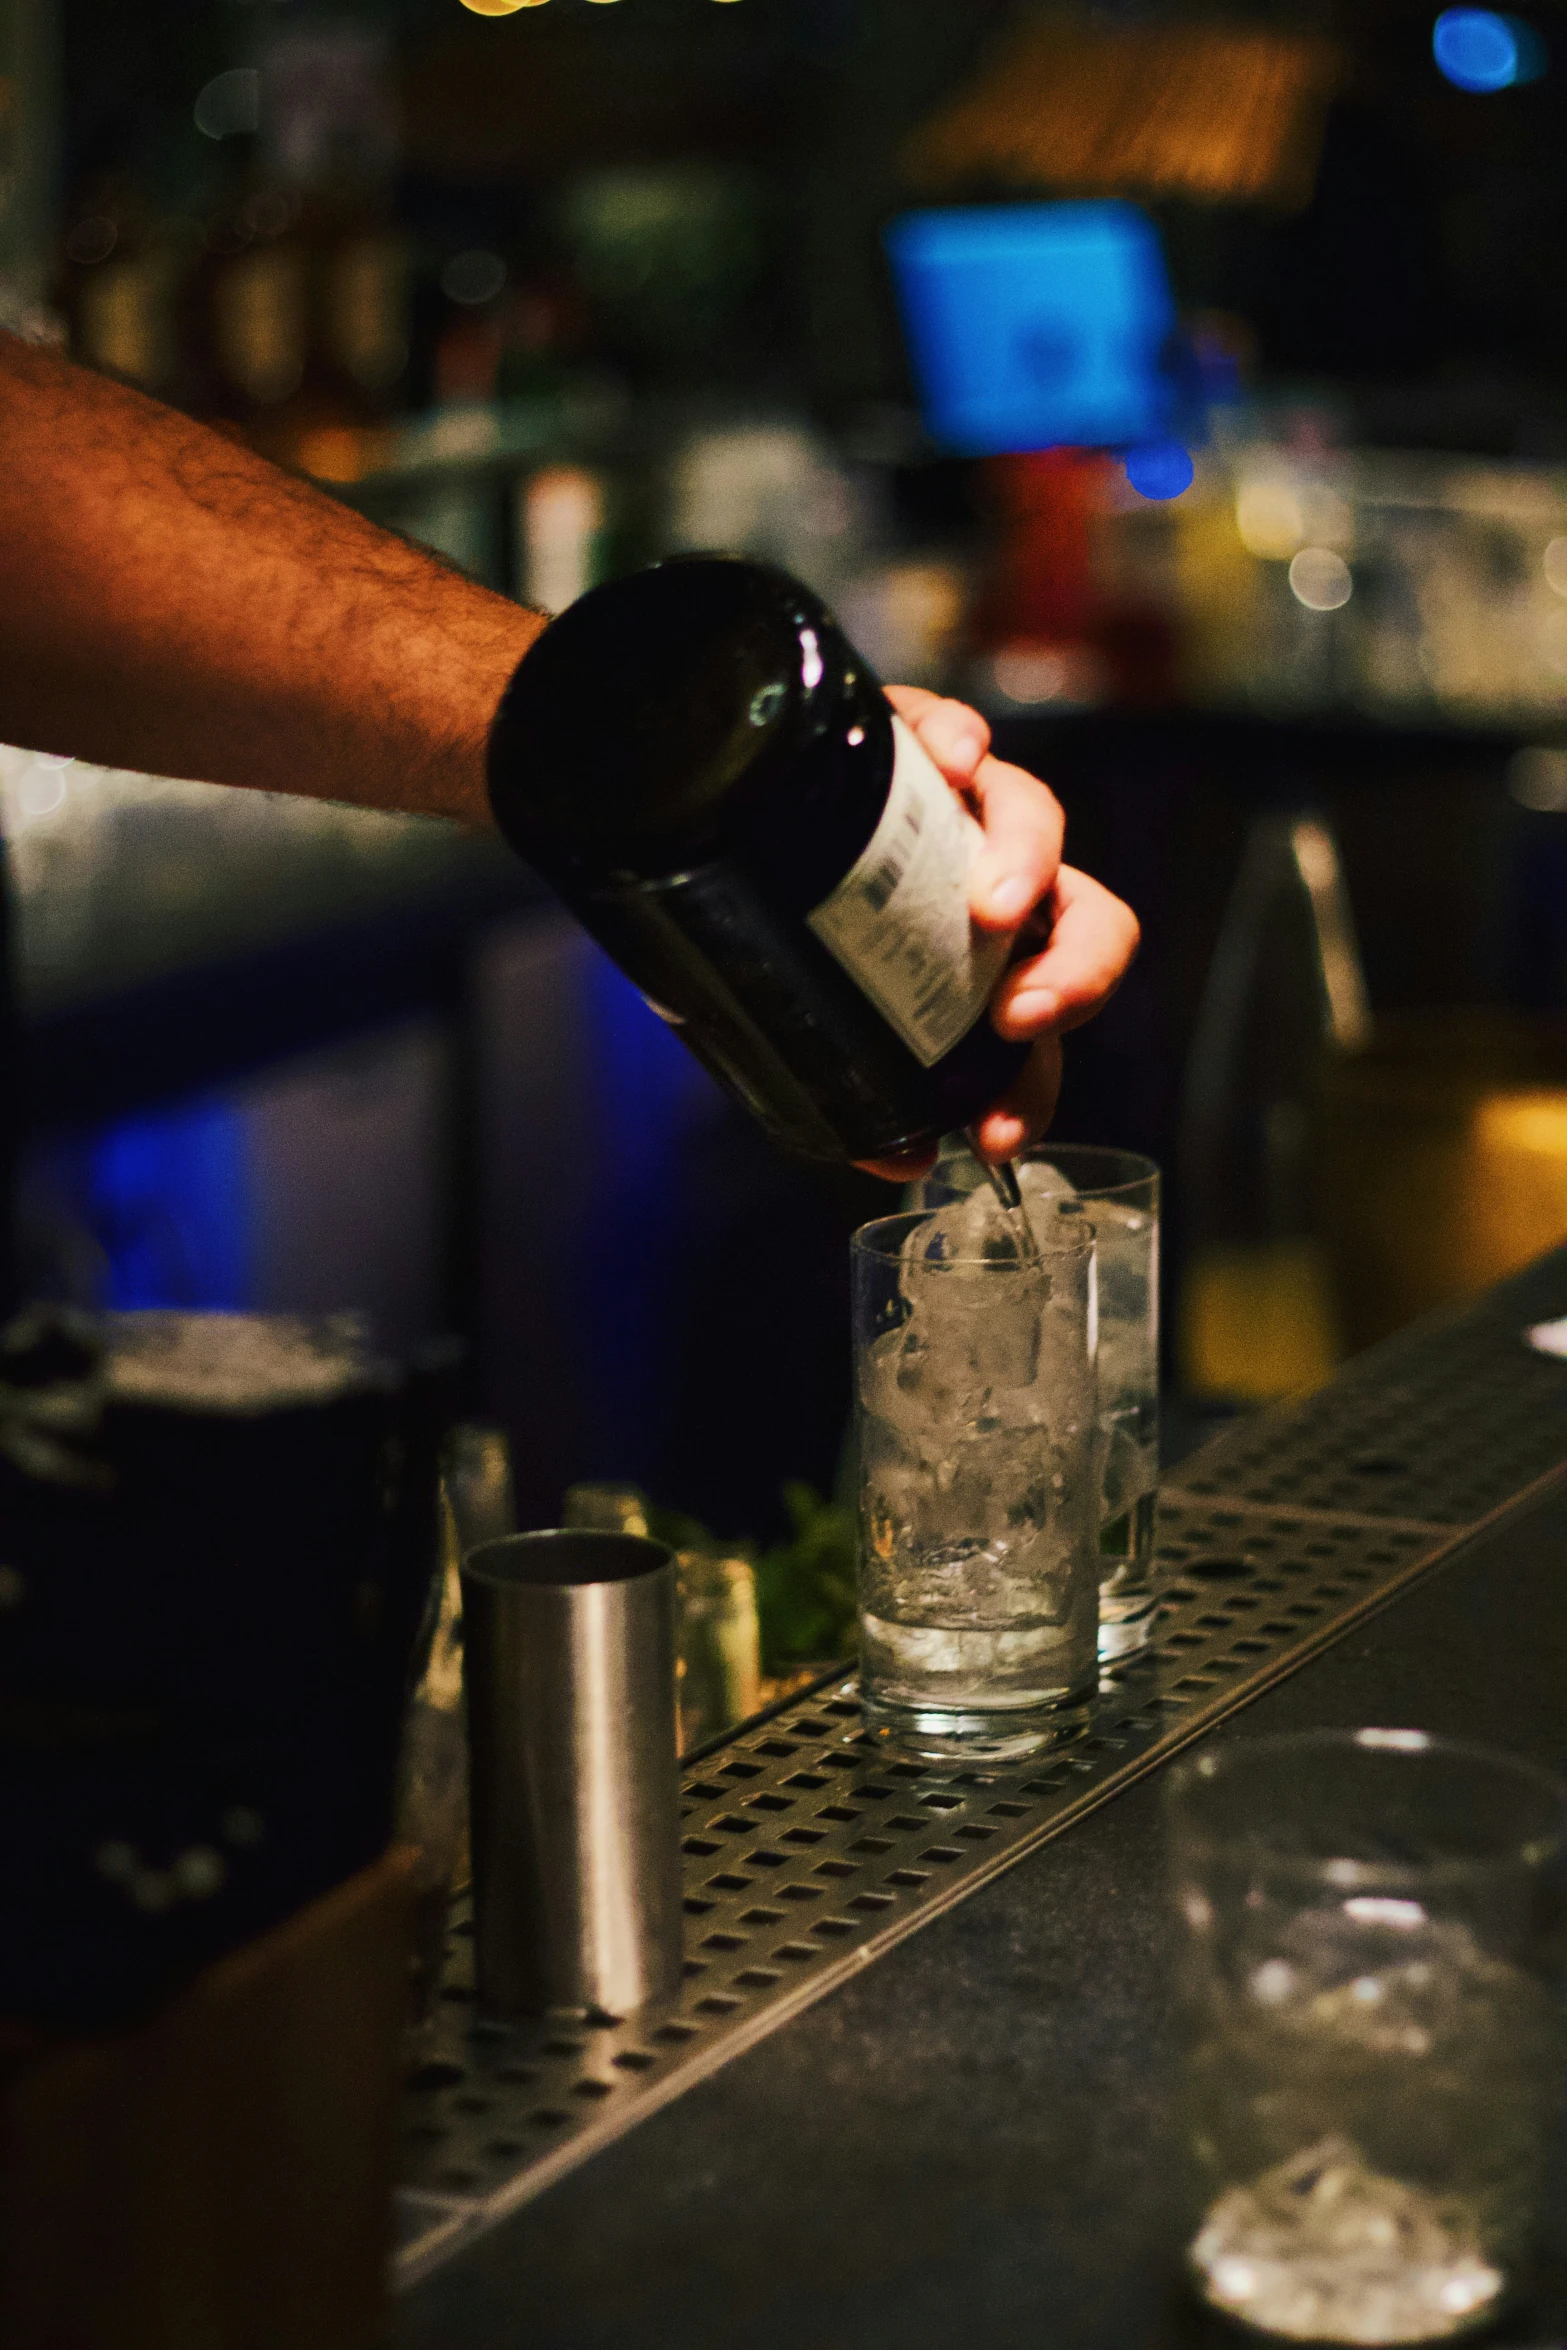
left=400, top=1452, right=1567, bottom=2347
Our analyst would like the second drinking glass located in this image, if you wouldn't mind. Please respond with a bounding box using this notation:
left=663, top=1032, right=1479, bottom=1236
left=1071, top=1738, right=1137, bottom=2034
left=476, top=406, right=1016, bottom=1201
left=851, top=1203, right=1099, bottom=1761
left=1167, top=1729, right=1567, bottom=2345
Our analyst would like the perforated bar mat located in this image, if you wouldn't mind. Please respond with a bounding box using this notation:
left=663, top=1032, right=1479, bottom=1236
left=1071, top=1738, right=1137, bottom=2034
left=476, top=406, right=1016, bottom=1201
left=1164, top=1253, right=1567, bottom=1525
left=396, top=1254, right=1567, bottom=2288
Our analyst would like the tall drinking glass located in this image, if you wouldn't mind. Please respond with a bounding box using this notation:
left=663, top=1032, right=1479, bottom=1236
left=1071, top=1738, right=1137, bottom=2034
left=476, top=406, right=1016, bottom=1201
left=1168, top=1729, right=1567, bottom=2345
left=851, top=1205, right=1098, bottom=1762
left=921, top=1140, right=1160, bottom=1658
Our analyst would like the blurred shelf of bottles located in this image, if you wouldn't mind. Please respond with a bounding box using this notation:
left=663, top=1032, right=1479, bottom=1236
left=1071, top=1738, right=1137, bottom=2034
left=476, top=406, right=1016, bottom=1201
left=1162, top=435, right=1567, bottom=735
left=345, top=415, right=1567, bottom=739
left=19, top=384, right=1567, bottom=1013
left=49, top=334, right=1567, bottom=747
left=934, top=430, right=1567, bottom=737
left=27, top=6, right=1567, bottom=733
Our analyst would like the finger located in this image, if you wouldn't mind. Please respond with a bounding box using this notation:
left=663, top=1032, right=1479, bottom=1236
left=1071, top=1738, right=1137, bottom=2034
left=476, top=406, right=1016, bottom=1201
left=884, top=685, right=990, bottom=784
left=854, top=1144, right=938, bottom=1184
left=990, top=866, right=1140, bottom=1041
left=969, top=1037, right=1063, bottom=1163
left=967, top=753, right=1065, bottom=932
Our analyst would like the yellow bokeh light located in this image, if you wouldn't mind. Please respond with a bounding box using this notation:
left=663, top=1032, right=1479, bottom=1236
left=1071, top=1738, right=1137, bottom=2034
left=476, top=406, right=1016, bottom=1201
left=1235, top=479, right=1305, bottom=561
left=459, top=0, right=548, bottom=15
left=1474, top=1093, right=1567, bottom=1164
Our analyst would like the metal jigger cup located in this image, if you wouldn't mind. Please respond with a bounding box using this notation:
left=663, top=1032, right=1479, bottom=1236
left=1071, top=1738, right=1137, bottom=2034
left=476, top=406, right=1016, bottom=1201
left=460, top=1530, right=684, bottom=2017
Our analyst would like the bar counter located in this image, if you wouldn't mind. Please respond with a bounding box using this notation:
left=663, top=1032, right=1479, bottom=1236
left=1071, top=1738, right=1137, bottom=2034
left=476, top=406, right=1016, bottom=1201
left=400, top=1251, right=1567, bottom=2350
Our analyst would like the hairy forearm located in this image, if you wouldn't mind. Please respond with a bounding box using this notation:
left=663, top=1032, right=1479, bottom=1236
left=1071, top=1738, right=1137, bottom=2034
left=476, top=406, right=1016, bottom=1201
left=0, top=335, right=544, bottom=824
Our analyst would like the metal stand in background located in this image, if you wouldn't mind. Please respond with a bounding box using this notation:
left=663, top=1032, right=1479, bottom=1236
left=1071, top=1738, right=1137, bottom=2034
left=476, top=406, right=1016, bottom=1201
left=1177, top=810, right=1371, bottom=1401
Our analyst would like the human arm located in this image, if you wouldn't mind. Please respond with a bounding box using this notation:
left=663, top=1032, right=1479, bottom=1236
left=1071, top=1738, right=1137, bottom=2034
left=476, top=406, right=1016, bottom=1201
left=0, top=332, right=542, bottom=821
left=0, top=334, right=1138, bottom=1159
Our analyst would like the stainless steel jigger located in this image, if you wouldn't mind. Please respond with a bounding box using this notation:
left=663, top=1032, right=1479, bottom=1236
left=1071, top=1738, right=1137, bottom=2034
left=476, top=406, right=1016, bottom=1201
left=460, top=1530, right=683, bottom=2017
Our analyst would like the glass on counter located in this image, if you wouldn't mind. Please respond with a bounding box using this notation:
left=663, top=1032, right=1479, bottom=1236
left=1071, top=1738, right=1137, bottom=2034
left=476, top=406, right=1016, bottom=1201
left=851, top=1200, right=1098, bottom=1761
left=1168, top=1729, right=1567, bottom=2345
left=921, top=1139, right=1161, bottom=1658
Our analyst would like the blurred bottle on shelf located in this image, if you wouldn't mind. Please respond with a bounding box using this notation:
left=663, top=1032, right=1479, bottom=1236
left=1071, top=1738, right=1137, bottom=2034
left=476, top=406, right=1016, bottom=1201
left=1168, top=430, right=1567, bottom=728
left=559, top=160, right=760, bottom=392
left=973, top=449, right=1106, bottom=699
left=422, top=265, right=582, bottom=428
left=1179, top=814, right=1369, bottom=1402
left=431, top=248, right=508, bottom=411
left=299, top=220, right=407, bottom=477
left=184, top=168, right=311, bottom=447
left=497, top=284, right=577, bottom=407
left=57, top=174, right=182, bottom=397
left=519, top=465, right=607, bottom=613
left=445, top=1422, right=518, bottom=1557
left=265, top=17, right=404, bottom=468
left=665, top=422, right=873, bottom=606
left=170, top=24, right=405, bottom=480
left=968, top=449, right=1184, bottom=712
left=833, top=560, right=969, bottom=694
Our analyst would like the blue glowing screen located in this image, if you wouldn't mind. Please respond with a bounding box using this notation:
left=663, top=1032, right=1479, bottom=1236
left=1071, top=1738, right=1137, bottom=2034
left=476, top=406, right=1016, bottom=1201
left=885, top=201, right=1178, bottom=457
left=1432, top=8, right=1545, bottom=89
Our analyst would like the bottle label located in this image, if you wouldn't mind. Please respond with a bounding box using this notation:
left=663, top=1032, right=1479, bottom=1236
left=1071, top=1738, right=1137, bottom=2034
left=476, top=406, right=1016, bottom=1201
left=807, top=716, right=1010, bottom=1068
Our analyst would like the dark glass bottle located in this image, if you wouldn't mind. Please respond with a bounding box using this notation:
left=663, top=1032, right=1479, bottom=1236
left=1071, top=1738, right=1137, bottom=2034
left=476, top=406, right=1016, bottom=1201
left=487, top=557, right=1028, bottom=1165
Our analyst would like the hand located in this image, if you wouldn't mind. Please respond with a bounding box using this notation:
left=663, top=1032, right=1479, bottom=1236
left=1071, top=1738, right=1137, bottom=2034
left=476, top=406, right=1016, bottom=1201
left=855, top=687, right=1140, bottom=1183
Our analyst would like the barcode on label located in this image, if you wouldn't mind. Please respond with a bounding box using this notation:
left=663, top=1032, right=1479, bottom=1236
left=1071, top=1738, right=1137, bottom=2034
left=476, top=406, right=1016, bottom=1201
left=913, top=974, right=963, bottom=1034
left=863, top=858, right=903, bottom=914
left=806, top=713, right=1006, bottom=1069
left=860, top=800, right=925, bottom=915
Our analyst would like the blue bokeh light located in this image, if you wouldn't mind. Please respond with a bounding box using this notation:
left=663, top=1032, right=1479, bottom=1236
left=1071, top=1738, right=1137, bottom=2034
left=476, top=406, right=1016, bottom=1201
left=88, top=1098, right=251, bottom=1309
left=1433, top=9, right=1545, bottom=90
left=1123, top=441, right=1195, bottom=501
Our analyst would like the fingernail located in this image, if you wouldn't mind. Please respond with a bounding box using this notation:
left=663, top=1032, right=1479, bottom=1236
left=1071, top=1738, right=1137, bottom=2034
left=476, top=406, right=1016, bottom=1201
left=924, top=719, right=985, bottom=772
left=1008, top=988, right=1060, bottom=1029
left=985, top=1117, right=1026, bottom=1156
left=986, top=875, right=1032, bottom=922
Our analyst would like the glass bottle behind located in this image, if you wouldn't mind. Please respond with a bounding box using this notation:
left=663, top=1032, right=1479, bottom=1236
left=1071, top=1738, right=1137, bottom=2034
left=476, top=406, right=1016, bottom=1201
left=180, top=146, right=309, bottom=447
left=58, top=172, right=182, bottom=398
left=1179, top=813, right=1369, bottom=1400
